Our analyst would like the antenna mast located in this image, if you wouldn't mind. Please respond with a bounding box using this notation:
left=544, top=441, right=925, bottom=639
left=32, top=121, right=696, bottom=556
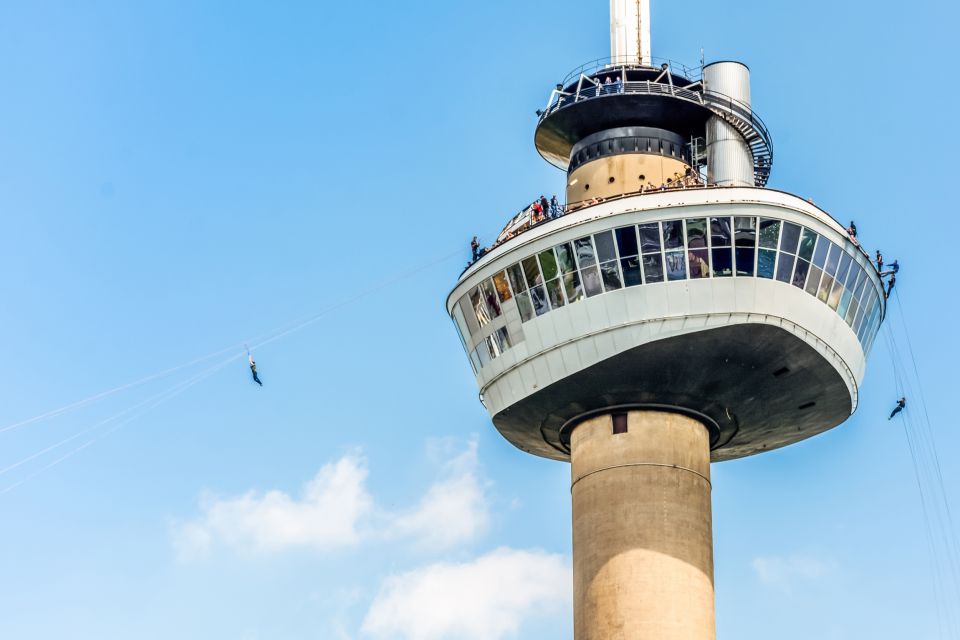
left=611, top=0, right=651, bottom=66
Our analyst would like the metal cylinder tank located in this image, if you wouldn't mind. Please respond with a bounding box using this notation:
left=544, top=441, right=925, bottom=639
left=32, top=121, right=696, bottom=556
left=704, top=61, right=754, bottom=187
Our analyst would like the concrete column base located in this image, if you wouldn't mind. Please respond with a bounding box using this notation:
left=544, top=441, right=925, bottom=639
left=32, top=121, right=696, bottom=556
left=570, top=410, right=716, bottom=640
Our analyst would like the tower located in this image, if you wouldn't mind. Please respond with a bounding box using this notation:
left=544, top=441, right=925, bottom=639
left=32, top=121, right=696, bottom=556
left=447, top=1, right=884, bottom=638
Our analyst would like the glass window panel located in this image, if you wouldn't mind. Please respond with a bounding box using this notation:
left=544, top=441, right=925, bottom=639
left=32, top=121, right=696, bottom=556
left=662, top=220, right=685, bottom=250
left=735, top=248, right=755, bottom=276
left=805, top=266, right=823, bottom=296
left=798, top=228, right=817, bottom=260
left=480, top=279, right=502, bottom=318
left=469, top=348, right=482, bottom=372
left=688, top=249, right=710, bottom=279
left=759, top=219, right=781, bottom=248
left=779, top=222, right=801, bottom=254
left=546, top=278, right=565, bottom=308
left=594, top=230, right=618, bottom=263
left=522, top=256, right=543, bottom=289
left=818, top=274, right=834, bottom=302
left=615, top=226, right=639, bottom=257
left=812, top=236, right=829, bottom=267
left=792, top=258, right=810, bottom=288
left=492, top=271, right=512, bottom=302
left=775, top=253, right=795, bottom=282
left=538, top=249, right=559, bottom=281
left=836, top=252, right=853, bottom=284
left=710, top=217, right=732, bottom=247
left=666, top=251, right=687, bottom=280
left=639, top=223, right=662, bottom=254
left=734, top=217, right=757, bottom=248
left=845, top=262, right=861, bottom=289
left=507, top=263, right=527, bottom=293
left=495, top=327, right=512, bottom=351
left=458, top=296, right=480, bottom=334
left=643, top=254, right=664, bottom=283
left=530, top=284, right=550, bottom=315
left=476, top=343, right=491, bottom=367
left=845, top=297, right=859, bottom=326
left=516, top=290, right=535, bottom=322
left=486, top=334, right=502, bottom=359
left=712, top=247, right=733, bottom=277
left=828, top=280, right=844, bottom=310
left=581, top=265, right=604, bottom=297
left=686, top=218, right=708, bottom=248
left=555, top=242, right=577, bottom=274
left=620, top=257, right=642, bottom=286
left=837, top=288, right=853, bottom=319
left=470, top=287, right=492, bottom=327
left=757, top=249, right=776, bottom=278
left=452, top=304, right=471, bottom=346
left=852, top=271, right=869, bottom=300
left=563, top=272, right=584, bottom=303
left=825, top=243, right=841, bottom=276
left=600, top=260, right=623, bottom=291
left=574, top=237, right=596, bottom=267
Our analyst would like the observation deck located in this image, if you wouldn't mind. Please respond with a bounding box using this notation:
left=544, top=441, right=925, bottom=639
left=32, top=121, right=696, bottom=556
left=534, top=58, right=773, bottom=187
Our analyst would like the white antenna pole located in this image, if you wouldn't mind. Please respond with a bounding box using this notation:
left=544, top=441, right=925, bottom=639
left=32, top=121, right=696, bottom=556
left=610, top=0, right=651, bottom=66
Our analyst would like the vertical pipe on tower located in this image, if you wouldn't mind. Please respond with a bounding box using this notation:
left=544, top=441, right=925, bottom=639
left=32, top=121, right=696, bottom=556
left=704, top=61, right=755, bottom=187
left=570, top=410, right=716, bottom=640
left=610, top=0, right=652, bottom=66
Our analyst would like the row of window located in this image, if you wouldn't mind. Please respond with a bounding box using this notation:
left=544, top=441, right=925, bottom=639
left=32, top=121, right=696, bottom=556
left=453, top=216, right=883, bottom=373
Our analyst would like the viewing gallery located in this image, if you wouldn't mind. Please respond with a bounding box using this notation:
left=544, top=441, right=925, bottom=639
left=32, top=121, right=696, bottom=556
left=452, top=215, right=883, bottom=373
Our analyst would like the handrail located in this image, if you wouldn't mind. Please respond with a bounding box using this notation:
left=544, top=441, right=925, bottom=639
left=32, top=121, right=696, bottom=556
left=558, top=56, right=703, bottom=86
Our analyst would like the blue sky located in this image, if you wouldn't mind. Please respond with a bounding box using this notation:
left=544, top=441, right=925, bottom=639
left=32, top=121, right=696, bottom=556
left=0, top=0, right=957, bottom=638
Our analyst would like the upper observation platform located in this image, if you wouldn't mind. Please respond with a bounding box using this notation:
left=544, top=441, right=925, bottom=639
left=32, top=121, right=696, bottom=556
left=534, top=58, right=773, bottom=187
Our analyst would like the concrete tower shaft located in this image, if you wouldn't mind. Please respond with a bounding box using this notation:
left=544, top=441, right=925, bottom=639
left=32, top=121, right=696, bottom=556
left=610, top=0, right=652, bottom=66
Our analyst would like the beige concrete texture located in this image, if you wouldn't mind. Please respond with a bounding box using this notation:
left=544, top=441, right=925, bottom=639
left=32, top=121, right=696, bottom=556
left=570, top=410, right=715, bottom=640
left=566, top=154, right=690, bottom=204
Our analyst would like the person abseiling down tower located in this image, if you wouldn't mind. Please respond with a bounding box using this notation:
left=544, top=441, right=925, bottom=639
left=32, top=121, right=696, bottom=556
left=881, top=259, right=899, bottom=277
left=249, top=354, right=263, bottom=387
left=889, top=397, right=907, bottom=420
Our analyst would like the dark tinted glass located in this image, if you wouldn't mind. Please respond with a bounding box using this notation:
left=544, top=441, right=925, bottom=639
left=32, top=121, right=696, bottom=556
left=530, top=285, right=550, bottom=315
left=734, top=217, right=757, bottom=247
left=712, top=247, right=733, bottom=277
left=662, top=220, right=684, bottom=249
left=710, top=217, right=732, bottom=246
left=812, top=237, right=829, bottom=267
left=507, top=263, right=527, bottom=293
left=776, top=253, right=795, bottom=282
left=600, top=261, right=622, bottom=291
left=620, top=257, right=642, bottom=286
left=665, top=251, right=687, bottom=280
left=836, top=252, right=852, bottom=284
left=688, top=249, right=709, bottom=279
left=778, top=222, right=801, bottom=253
left=759, top=219, right=781, bottom=248
left=638, top=223, right=662, bottom=254
left=798, top=228, right=817, bottom=260
left=538, top=249, right=558, bottom=281
left=686, top=218, right=708, bottom=248
left=615, top=226, right=639, bottom=257
left=735, top=247, right=755, bottom=276
left=758, top=248, right=776, bottom=278
left=643, top=254, right=664, bottom=283
left=792, top=259, right=810, bottom=288
left=825, top=243, right=841, bottom=275
left=594, top=230, right=618, bottom=263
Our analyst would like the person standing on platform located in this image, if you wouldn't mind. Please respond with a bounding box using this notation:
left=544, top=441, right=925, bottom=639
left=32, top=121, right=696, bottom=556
left=876, top=249, right=884, bottom=272
left=471, top=236, right=479, bottom=262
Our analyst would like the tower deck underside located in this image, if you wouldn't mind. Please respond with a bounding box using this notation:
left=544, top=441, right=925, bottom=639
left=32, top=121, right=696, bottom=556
left=448, top=189, right=885, bottom=462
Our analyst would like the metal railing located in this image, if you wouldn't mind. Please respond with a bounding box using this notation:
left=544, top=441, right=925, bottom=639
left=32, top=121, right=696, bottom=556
left=558, top=56, right=703, bottom=87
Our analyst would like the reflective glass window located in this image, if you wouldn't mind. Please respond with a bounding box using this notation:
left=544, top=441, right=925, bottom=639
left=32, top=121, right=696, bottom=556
left=798, top=228, right=817, bottom=261
left=564, top=272, right=584, bottom=303
left=492, top=271, right=512, bottom=302
left=486, top=334, right=502, bottom=360
left=480, top=280, right=502, bottom=318
left=476, top=343, right=491, bottom=367
left=759, top=219, right=781, bottom=248
left=845, top=297, right=859, bottom=327
left=776, top=253, right=795, bottom=283
left=845, top=262, right=861, bottom=289
left=600, top=261, right=623, bottom=291
left=689, top=249, right=710, bottom=279
left=837, top=287, right=853, bottom=319
left=643, top=254, right=664, bottom=283
left=581, top=265, right=603, bottom=297
left=792, top=259, right=810, bottom=288
left=735, top=248, right=755, bottom=277
left=666, top=251, right=687, bottom=280
left=712, top=247, right=733, bottom=277
left=734, top=217, right=757, bottom=247
left=495, top=327, right=512, bottom=351
left=779, top=222, right=801, bottom=254
left=575, top=237, right=596, bottom=267
left=828, top=280, right=843, bottom=310
left=639, top=223, right=662, bottom=254
left=530, top=284, right=550, bottom=315
left=555, top=242, right=577, bottom=274
left=836, top=252, right=853, bottom=284
left=758, top=248, right=776, bottom=279
left=538, top=249, right=559, bottom=281
left=516, top=290, right=535, bottom=322
left=507, top=263, right=527, bottom=293
left=825, top=243, right=841, bottom=276
left=546, top=278, right=565, bottom=308
left=662, top=220, right=685, bottom=250
left=615, top=226, right=639, bottom=257
left=522, top=256, right=543, bottom=289
left=818, top=274, right=833, bottom=302
left=470, top=287, right=492, bottom=327
left=812, top=236, right=829, bottom=267
left=805, top=266, right=823, bottom=295
left=620, top=256, right=642, bottom=286
left=594, top=231, right=618, bottom=263
left=469, top=348, right=482, bottom=372
left=686, top=218, right=708, bottom=248
left=710, top=217, right=732, bottom=247
left=852, top=271, right=869, bottom=301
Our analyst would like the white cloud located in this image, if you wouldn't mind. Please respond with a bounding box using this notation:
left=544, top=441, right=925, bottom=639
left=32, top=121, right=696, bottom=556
left=360, top=548, right=570, bottom=640
left=172, top=439, right=490, bottom=558
left=387, top=438, right=489, bottom=549
left=173, top=454, right=373, bottom=558
left=752, top=554, right=831, bottom=589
